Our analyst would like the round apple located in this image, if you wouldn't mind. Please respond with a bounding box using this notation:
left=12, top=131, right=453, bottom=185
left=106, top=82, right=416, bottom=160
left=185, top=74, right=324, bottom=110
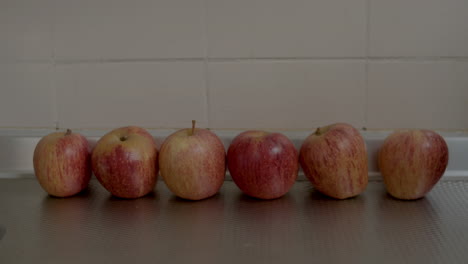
left=159, top=121, right=226, bottom=200
left=378, top=130, right=449, bottom=200
left=33, top=129, right=91, bottom=197
left=227, top=131, right=298, bottom=200
left=299, top=123, right=368, bottom=199
left=91, top=126, right=158, bottom=199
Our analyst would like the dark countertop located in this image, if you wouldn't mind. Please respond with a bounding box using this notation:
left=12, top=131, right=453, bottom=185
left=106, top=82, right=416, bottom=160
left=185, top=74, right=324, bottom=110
left=1, top=178, right=468, bottom=264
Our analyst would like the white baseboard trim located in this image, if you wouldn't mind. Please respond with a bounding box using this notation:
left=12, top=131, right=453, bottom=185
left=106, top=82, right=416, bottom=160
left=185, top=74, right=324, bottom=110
left=0, top=129, right=466, bottom=179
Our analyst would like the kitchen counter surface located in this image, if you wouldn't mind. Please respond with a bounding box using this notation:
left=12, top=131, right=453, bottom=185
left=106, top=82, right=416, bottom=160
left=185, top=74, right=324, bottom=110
left=1, top=178, right=468, bottom=264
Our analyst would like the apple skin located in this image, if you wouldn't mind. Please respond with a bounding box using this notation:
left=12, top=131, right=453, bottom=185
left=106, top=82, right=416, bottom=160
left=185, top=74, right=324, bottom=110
left=159, top=127, right=225, bottom=200
left=378, top=130, right=449, bottom=200
left=33, top=130, right=91, bottom=197
left=299, top=123, right=368, bottom=199
left=91, top=126, right=158, bottom=199
left=227, top=131, right=298, bottom=200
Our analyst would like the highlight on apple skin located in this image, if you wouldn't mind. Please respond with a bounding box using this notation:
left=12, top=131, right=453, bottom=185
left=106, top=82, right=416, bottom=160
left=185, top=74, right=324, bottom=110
left=227, top=130, right=299, bottom=200
left=91, top=126, right=158, bottom=199
left=33, top=129, right=91, bottom=197
left=299, top=123, right=368, bottom=199
left=378, top=129, right=449, bottom=200
left=159, top=120, right=226, bottom=200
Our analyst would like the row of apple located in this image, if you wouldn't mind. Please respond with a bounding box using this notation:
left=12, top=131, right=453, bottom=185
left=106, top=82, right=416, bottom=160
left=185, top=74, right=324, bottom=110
left=33, top=121, right=449, bottom=201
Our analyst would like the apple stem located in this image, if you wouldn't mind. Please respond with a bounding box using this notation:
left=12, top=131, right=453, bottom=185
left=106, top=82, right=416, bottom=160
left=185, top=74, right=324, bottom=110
left=315, top=127, right=321, bottom=135
left=191, top=120, right=196, bottom=136
left=65, top=129, right=72, bottom=136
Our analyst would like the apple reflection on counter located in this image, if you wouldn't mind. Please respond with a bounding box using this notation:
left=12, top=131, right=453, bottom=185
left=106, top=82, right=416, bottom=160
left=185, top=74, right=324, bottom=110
left=38, top=188, right=95, bottom=262
left=93, top=191, right=161, bottom=262
left=37, top=183, right=161, bottom=263
left=156, top=192, right=225, bottom=263
left=222, top=190, right=302, bottom=263
left=300, top=183, right=444, bottom=264
left=0, top=224, right=6, bottom=241
left=301, top=187, right=371, bottom=263
left=374, top=193, right=443, bottom=263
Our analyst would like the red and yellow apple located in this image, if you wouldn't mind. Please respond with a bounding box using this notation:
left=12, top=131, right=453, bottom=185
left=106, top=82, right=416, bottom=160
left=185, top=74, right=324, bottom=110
left=91, top=126, right=158, bottom=199
left=227, top=131, right=298, bottom=200
left=378, top=129, right=449, bottom=200
left=299, top=123, right=368, bottom=199
left=33, top=129, right=91, bottom=197
left=159, top=121, right=226, bottom=200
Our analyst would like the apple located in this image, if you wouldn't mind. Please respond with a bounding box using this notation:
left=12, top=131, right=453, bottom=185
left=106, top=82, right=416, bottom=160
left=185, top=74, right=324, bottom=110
left=159, top=120, right=225, bottom=200
left=227, top=131, right=298, bottom=200
left=299, top=123, right=368, bottom=199
left=91, top=126, right=158, bottom=199
left=33, top=129, right=91, bottom=197
left=378, top=129, right=449, bottom=200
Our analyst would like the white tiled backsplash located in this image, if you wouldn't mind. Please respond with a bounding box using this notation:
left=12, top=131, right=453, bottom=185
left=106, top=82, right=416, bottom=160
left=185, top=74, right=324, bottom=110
left=1, top=0, right=468, bottom=130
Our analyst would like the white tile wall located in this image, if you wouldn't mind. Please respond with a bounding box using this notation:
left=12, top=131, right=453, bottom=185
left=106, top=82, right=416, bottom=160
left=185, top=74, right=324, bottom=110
left=0, top=63, right=55, bottom=127
left=55, top=62, right=207, bottom=129
left=370, top=0, right=468, bottom=57
left=206, top=0, right=254, bottom=58
left=0, top=0, right=467, bottom=130
left=252, top=0, right=367, bottom=58
left=367, top=61, right=468, bottom=129
left=0, top=0, right=53, bottom=61
left=54, top=0, right=205, bottom=60
left=207, top=0, right=367, bottom=58
left=208, top=61, right=366, bottom=129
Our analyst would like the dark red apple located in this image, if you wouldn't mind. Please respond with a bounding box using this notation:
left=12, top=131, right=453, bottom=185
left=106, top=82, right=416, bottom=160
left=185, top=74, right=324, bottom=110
left=299, top=123, right=368, bottom=199
left=159, top=121, right=225, bottom=200
left=91, top=126, right=158, bottom=199
left=378, top=129, right=449, bottom=200
left=227, top=131, right=298, bottom=200
left=33, top=129, right=91, bottom=197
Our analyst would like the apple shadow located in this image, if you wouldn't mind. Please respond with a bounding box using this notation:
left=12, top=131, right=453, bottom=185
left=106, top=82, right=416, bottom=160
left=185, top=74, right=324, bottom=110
left=165, top=191, right=224, bottom=209
left=236, top=191, right=293, bottom=202
left=45, top=185, right=93, bottom=199
left=44, top=177, right=108, bottom=199
left=107, top=190, right=159, bottom=201
left=168, top=192, right=223, bottom=203
left=382, top=191, right=426, bottom=201
left=306, top=184, right=363, bottom=201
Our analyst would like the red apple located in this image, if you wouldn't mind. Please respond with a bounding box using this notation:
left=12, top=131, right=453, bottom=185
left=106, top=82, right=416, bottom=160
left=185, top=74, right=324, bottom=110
left=378, top=130, right=449, bottom=200
left=159, top=121, right=225, bottom=200
left=91, top=126, right=158, bottom=199
left=299, top=123, right=368, bottom=199
left=33, top=129, right=91, bottom=197
left=227, top=131, right=298, bottom=200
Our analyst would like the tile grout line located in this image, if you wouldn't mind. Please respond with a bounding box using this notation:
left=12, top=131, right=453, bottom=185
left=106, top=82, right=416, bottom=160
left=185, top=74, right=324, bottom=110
left=364, top=0, right=372, bottom=128
left=249, top=0, right=256, bottom=59
left=42, top=56, right=468, bottom=65
left=202, top=0, right=211, bottom=128
left=51, top=1, right=59, bottom=131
